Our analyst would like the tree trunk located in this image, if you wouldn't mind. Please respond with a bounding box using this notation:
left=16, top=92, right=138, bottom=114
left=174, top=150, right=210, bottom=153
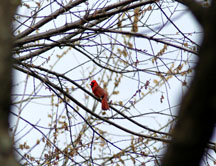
left=0, top=1, right=20, bottom=166
left=162, top=1, right=216, bottom=166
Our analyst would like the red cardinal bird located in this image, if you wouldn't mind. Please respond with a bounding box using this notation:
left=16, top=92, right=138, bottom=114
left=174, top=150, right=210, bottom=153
left=90, top=80, right=109, bottom=110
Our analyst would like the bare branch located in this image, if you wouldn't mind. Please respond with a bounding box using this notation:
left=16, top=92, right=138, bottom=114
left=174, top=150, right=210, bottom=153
left=15, top=0, right=87, bottom=39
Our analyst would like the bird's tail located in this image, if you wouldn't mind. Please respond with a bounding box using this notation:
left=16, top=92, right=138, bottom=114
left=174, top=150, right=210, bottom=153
left=101, top=96, right=109, bottom=110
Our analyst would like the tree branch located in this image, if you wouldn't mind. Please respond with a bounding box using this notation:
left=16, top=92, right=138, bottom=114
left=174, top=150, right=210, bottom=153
left=15, top=0, right=87, bottom=40
left=14, top=0, right=156, bottom=47
left=14, top=64, right=170, bottom=143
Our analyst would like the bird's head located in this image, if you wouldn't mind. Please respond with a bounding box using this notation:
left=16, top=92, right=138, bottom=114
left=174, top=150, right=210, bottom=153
left=90, top=80, right=98, bottom=88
